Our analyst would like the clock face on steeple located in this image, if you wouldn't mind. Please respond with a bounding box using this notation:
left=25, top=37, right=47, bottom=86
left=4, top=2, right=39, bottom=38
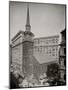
left=26, top=34, right=30, bottom=39
left=24, top=33, right=33, bottom=42
left=26, top=25, right=31, bottom=31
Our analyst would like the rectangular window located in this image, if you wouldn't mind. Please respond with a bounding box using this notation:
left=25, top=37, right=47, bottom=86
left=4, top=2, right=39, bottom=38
left=64, top=48, right=66, bottom=55
left=38, top=39, right=39, bottom=44
left=52, top=53, right=55, bottom=56
left=64, top=59, right=66, bottom=66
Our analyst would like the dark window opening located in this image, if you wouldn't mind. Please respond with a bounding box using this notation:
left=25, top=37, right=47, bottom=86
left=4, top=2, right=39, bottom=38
left=64, top=59, right=66, bottom=66
left=64, top=48, right=66, bottom=55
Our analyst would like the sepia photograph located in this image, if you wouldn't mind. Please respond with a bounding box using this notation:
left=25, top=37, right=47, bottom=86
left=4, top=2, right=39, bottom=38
left=9, top=1, right=66, bottom=89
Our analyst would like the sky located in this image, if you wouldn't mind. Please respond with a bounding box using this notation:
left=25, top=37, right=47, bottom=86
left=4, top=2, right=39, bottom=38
left=9, top=1, right=66, bottom=41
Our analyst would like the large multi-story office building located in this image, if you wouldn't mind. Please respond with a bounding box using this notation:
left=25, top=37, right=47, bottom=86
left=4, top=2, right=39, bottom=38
left=33, top=36, right=59, bottom=64
left=10, top=5, right=59, bottom=79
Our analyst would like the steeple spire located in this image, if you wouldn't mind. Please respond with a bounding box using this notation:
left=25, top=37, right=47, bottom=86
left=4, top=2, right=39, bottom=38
left=25, top=3, right=31, bottom=31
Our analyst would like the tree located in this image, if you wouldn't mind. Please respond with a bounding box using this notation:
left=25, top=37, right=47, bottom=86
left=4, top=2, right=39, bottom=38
left=46, top=63, right=60, bottom=86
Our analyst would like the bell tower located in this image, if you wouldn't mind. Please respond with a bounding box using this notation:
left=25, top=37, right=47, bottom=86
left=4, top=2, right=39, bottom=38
left=23, top=3, right=34, bottom=77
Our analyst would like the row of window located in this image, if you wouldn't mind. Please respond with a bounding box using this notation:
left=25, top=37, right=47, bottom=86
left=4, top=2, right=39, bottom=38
left=33, top=47, right=58, bottom=56
left=34, top=38, right=59, bottom=45
left=33, top=46, right=58, bottom=52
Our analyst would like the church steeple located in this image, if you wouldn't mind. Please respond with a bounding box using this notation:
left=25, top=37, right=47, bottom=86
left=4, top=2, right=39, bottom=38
left=25, top=3, right=31, bottom=31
